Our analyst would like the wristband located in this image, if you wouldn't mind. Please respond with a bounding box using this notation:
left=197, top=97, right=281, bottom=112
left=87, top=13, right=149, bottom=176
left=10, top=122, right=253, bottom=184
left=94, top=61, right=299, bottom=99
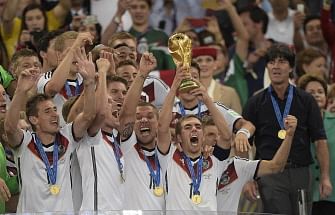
left=236, top=128, right=251, bottom=139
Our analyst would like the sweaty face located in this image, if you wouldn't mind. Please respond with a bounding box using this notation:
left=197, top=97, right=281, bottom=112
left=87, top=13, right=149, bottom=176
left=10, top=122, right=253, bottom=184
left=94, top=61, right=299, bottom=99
left=32, top=100, right=59, bottom=134
left=115, top=65, right=138, bottom=88
left=178, top=117, right=203, bottom=157
left=305, top=19, right=324, bottom=46
left=25, top=8, right=45, bottom=32
left=134, top=105, right=158, bottom=146
left=128, top=0, right=151, bottom=26
left=267, top=58, right=292, bottom=85
left=305, top=81, right=327, bottom=109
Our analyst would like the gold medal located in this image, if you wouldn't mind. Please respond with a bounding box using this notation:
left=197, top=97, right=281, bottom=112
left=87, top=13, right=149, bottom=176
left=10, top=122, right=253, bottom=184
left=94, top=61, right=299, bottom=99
left=192, top=194, right=202, bottom=204
left=153, top=186, right=164, bottom=197
left=50, top=184, right=60, bottom=195
left=278, top=130, right=286, bottom=140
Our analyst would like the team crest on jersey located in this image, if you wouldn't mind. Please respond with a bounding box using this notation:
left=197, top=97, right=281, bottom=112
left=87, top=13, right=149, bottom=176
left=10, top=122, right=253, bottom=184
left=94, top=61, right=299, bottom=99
left=172, top=150, right=213, bottom=178
left=218, top=162, right=238, bottom=190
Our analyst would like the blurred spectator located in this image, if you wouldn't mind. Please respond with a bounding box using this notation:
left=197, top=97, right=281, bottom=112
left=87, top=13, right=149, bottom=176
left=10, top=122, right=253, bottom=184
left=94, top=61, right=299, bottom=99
left=78, top=15, right=102, bottom=45
left=149, top=0, right=176, bottom=35
left=193, top=46, right=242, bottom=113
left=327, top=83, right=335, bottom=113
left=298, top=74, right=335, bottom=214
left=265, top=0, right=304, bottom=45
left=0, top=0, right=71, bottom=58
left=296, top=48, right=328, bottom=81
left=321, top=0, right=335, bottom=83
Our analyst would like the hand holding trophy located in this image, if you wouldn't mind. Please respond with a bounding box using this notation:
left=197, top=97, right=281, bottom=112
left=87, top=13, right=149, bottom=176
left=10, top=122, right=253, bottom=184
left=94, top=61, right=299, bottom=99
left=168, top=33, right=199, bottom=93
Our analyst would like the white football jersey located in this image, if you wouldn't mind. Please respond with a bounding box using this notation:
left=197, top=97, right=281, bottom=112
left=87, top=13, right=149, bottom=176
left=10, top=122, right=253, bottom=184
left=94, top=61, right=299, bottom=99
left=37, top=71, right=83, bottom=126
left=159, top=145, right=224, bottom=214
left=143, top=75, right=170, bottom=109
left=217, top=157, right=260, bottom=213
left=14, top=123, right=79, bottom=213
left=121, top=132, right=165, bottom=211
left=172, top=101, right=241, bottom=132
left=76, top=129, right=125, bottom=211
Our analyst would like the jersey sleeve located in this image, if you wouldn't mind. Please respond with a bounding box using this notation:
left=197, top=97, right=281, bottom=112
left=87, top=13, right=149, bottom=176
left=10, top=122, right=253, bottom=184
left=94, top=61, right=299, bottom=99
left=12, top=130, right=33, bottom=157
left=37, top=71, right=52, bottom=94
left=157, top=144, right=175, bottom=176
left=215, top=102, right=242, bottom=132
left=234, top=157, right=260, bottom=182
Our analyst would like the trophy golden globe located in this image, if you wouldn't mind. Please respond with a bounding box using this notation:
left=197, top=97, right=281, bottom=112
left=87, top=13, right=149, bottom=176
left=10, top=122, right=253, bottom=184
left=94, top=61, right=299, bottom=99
left=168, top=33, right=199, bottom=93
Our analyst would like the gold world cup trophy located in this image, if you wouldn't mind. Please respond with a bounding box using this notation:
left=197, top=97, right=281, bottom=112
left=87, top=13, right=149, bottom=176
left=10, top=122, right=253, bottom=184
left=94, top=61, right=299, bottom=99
left=168, top=33, right=199, bottom=93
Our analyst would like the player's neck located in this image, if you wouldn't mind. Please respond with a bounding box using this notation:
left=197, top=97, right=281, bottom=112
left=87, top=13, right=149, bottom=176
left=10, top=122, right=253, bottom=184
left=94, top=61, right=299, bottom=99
left=271, top=81, right=289, bottom=100
left=138, top=139, right=156, bottom=150
left=180, top=99, right=198, bottom=109
left=102, top=125, right=114, bottom=134
left=35, top=131, right=56, bottom=146
left=184, top=150, right=201, bottom=160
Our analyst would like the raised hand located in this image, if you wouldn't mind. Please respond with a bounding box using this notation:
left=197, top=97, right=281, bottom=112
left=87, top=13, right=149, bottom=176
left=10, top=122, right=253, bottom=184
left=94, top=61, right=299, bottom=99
left=96, top=55, right=111, bottom=73
left=284, top=115, right=297, bottom=137
left=116, top=0, right=132, bottom=16
left=139, top=52, right=157, bottom=75
left=72, top=32, right=94, bottom=49
left=189, top=79, right=210, bottom=103
left=99, top=50, right=114, bottom=73
left=75, top=47, right=96, bottom=81
left=16, top=68, right=40, bottom=93
left=235, top=131, right=251, bottom=153
left=171, top=66, right=192, bottom=91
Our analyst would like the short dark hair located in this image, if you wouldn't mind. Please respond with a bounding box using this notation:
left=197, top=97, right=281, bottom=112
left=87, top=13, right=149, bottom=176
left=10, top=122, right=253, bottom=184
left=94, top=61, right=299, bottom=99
left=175, top=115, right=201, bottom=136
left=201, top=115, right=215, bottom=127
left=137, top=101, right=159, bottom=119
left=297, top=74, right=328, bottom=97
left=116, top=59, right=138, bottom=70
left=36, top=30, right=64, bottom=53
left=109, top=32, right=137, bottom=48
left=26, top=94, right=52, bottom=130
left=106, top=75, right=128, bottom=89
left=303, top=15, right=321, bottom=33
left=239, top=5, right=269, bottom=34
left=190, top=61, right=201, bottom=76
left=265, top=43, right=295, bottom=68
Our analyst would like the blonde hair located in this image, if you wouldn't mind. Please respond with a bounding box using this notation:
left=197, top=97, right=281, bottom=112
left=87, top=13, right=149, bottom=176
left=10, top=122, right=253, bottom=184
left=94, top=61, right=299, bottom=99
left=54, top=31, right=78, bottom=52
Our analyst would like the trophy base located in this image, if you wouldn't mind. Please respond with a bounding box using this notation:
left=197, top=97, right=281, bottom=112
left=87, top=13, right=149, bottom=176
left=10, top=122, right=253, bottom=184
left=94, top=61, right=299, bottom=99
left=178, top=79, right=200, bottom=93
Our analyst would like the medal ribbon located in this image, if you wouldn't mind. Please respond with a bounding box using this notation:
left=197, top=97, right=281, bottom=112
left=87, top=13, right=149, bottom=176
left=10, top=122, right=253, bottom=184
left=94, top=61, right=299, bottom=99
left=33, top=133, right=59, bottom=185
left=178, top=101, right=202, bottom=118
left=142, top=149, right=161, bottom=188
left=65, top=79, right=80, bottom=97
left=183, top=153, right=203, bottom=195
left=268, top=85, right=293, bottom=130
left=111, top=134, right=124, bottom=177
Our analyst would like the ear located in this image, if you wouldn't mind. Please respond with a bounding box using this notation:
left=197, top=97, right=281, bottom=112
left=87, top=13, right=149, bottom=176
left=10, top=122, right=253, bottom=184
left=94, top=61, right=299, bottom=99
left=28, top=116, right=38, bottom=127
left=302, top=63, right=309, bottom=73
left=39, top=51, right=47, bottom=60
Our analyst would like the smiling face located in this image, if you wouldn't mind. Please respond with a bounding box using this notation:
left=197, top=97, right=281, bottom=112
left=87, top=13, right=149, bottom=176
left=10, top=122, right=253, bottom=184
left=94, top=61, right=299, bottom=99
left=25, top=8, right=45, bottom=32
left=115, top=65, right=138, bottom=88
left=177, top=116, right=203, bottom=157
left=178, top=66, right=200, bottom=102
left=30, top=100, right=60, bottom=134
left=134, top=104, right=158, bottom=147
left=129, top=0, right=151, bottom=26
left=305, top=19, right=324, bottom=46
left=193, top=55, right=216, bottom=79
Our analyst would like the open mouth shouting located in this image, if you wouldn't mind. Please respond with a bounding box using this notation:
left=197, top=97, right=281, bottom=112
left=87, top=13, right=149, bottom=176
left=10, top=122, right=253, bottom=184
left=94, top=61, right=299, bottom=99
left=0, top=103, right=6, bottom=113
left=190, top=133, right=199, bottom=146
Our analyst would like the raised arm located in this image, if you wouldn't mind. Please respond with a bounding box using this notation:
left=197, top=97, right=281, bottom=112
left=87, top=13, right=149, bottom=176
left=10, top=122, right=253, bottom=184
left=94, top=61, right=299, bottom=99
left=158, top=66, right=188, bottom=154
left=44, top=32, right=93, bottom=97
left=233, top=117, right=255, bottom=153
left=87, top=53, right=112, bottom=136
left=118, top=52, right=157, bottom=139
left=4, top=69, right=39, bottom=148
left=256, top=115, right=297, bottom=177
left=1, top=0, right=19, bottom=36
left=52, top=0, right=71, bottom=27
left=72, top=49, right=96, bottom=140
left=191, top=79, right=232, bottom=149
left=101, top=0, right=129, bottom=45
